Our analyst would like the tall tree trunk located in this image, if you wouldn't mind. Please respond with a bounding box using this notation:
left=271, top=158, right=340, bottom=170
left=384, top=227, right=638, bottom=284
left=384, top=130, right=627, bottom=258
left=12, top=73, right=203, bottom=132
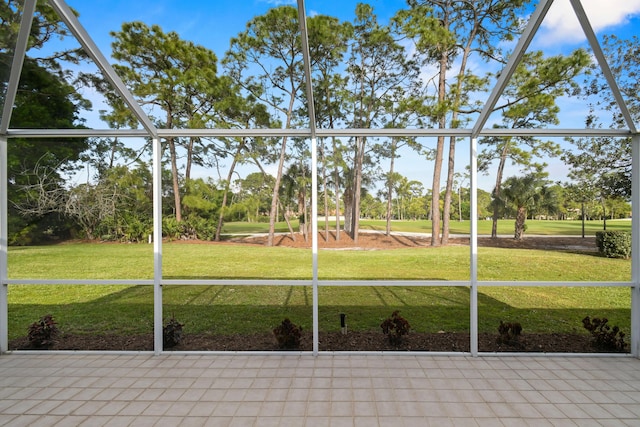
left=431, top=52, right=448, bottom=247
left=108, top=137, right=118, bottom=169
left=332, top=136, right=341, bottom=241
left=168, top=136, right=182, bottom=223
left=165, top=110, right=182, bottom=222
left=581, top=202, right=585, bottom=238
left=442, top=135, right=456, bottom=245
left=215, top=147, right=241, bottom=241
left=351, top=136, right=365, bottom=244
left=185, top=136, right=196, bottom=180
left=319, top=142, right=330, bottom=242
left=442, top=23, right=475, bottom=245
left=514, top=206, right=526, bottom=240
left=280, top=200, right=296, bottom=241
left=491, top=138, right=511, bottom=238
left=386, top=139, right=396, bottom=237
left=299, top=175, right=307, bottom=242
left=343, top=185, right=353, bottom=236
left=267, top=136, right=288, bottom=246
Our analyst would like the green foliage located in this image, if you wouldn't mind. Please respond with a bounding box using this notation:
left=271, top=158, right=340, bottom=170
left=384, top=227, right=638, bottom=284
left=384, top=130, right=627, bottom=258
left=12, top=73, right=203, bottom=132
left=121, top=217, right=152, bottom=243
left=182, top=217, right=216, bottom=241
left=27, top=314, right=59, bottom=348
left=496, top=321, right=522, bottom=345
left=500, top=173, right=552, bottom=240
left=162, top=216, right=180, bottom=240
left=163, top=316, right=184, bottom=348
left=582, top=316, right=627, bottom=352
left=272, top=318, right=302, bottom=350
left=162, top=216, right=216, bottom=241
left=182, top=178, right=220, bottom=219
left=8, top=224, right=35, bottom=246
left=380, top=310, right=410, bottom=345
left=5, top=57, right=89, bottom=244
left=595, top=231, right=631, bottom=259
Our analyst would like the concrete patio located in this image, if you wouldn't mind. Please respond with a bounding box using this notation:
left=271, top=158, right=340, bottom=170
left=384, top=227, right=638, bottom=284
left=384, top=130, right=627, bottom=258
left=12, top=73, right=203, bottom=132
left=0, top=353, right=639, bottom=426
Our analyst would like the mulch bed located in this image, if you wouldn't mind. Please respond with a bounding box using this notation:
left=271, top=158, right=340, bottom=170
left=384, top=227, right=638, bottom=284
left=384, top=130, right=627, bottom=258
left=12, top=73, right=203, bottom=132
left=226, top=232, right=599, bottom=252
left=10, top=331, right=624, bottom=353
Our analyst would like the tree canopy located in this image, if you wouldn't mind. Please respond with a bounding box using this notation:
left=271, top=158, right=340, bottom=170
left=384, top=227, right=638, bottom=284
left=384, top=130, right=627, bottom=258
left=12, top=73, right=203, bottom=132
left=2, top=2, right=635, bottom=245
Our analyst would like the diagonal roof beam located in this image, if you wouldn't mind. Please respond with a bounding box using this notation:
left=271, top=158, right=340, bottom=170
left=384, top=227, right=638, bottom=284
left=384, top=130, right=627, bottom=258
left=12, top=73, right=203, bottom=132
left=0, top=0, right=37, bottom=134
left=297, top=0, right=317, bottom=139
left=471, top=0, right=555, bottom=138
left=569, top=0, right=637, bottom=134
left=48, top=0, right=158, bottom=137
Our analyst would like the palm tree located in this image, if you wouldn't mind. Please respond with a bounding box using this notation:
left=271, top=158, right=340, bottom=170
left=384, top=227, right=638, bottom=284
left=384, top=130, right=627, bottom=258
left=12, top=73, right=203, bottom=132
left=499, top=173, right=551, bottom=240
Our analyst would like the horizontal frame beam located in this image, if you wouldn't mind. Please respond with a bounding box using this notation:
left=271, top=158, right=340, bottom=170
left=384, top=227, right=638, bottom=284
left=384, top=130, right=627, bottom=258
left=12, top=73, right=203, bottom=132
left=5, top=279, right=633, bottom=288
left=5, top=128, right=635, bottom=139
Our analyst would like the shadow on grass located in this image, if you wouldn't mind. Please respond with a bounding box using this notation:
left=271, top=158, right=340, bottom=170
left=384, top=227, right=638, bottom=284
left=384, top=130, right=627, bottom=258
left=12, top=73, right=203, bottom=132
left=7, top=285, right=631, bottom=351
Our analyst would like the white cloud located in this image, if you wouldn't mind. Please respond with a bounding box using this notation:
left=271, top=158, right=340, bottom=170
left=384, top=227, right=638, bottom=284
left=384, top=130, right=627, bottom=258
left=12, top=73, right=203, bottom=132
left=262, top=0, right=296, bottom=5
left=538, top=0, right=640, bottom=46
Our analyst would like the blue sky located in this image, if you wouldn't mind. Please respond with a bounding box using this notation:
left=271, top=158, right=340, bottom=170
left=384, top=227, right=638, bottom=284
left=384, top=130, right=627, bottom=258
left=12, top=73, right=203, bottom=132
left=47, top=0, right=640, bottom=191
left=61, top=0, right=640, bottom=59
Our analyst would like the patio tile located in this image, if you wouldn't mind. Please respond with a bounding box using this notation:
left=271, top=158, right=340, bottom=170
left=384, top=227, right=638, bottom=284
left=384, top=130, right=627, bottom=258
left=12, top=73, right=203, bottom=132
left=0, top=354, right=639, bottom=426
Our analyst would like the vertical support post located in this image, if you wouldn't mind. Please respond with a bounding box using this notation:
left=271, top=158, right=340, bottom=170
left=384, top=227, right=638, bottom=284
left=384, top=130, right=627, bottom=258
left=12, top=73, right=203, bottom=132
left=632, top=134, right=640, bottom=358
left=0, top=137, right=8, bottom=353
left=296, top=0, right=319, bottom=355
left=470, top=136, right=478, bottom=357
left=153, top=137, right=163, bottom=355
left=311, top=137, right=319, bottom=356
left=1, top=0, right=37, bottom=354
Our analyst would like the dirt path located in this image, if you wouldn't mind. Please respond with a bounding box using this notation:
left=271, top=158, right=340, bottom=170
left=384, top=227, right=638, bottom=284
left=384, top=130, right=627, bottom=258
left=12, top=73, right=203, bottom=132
left=228, top=231, right=597, bottom=252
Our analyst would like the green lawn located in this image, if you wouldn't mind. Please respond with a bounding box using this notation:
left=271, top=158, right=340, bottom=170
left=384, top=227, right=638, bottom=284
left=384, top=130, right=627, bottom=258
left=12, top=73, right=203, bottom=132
left=8, top=241, right=631, bottom=282
left=221, top=218, right=632, bottom=236
left=6, top=238, right=632, bottom=340
left=357, top=218, right=632, bottom=236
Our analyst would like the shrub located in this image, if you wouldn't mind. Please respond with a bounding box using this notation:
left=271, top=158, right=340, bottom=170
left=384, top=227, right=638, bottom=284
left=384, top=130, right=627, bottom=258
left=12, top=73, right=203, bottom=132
left=273, top=318, right=302, bottom=350
left=28, top=314, right=59, bottom=348
left=184, top=216, right=216, bottom=241
left=595, top=231, right=631, bottom=259
left=123, top=217, right=152, bottom=243
left=582, top=316, right=627, bottom=352
left=162, top=216, right=181, bottom=240
left=380, top=310, right=410, bottom=345
left=163, top=316, right=184, bottom=348
left=496, top=320, right=522, bottom=345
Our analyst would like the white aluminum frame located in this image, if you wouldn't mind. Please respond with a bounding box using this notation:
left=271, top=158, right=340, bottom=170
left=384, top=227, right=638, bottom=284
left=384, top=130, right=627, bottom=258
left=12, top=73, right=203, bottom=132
left=0, top=0, right=638, bottom=357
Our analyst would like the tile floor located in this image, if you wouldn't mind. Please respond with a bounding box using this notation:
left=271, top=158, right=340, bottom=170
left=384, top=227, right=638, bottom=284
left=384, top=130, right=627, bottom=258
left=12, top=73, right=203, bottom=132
left=0, top=353, right=639, bottom=426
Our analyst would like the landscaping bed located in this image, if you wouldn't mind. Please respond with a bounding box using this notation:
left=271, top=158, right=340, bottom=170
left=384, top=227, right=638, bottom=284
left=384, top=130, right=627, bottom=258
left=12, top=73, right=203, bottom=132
left=10, top=330, right=621, bottom=353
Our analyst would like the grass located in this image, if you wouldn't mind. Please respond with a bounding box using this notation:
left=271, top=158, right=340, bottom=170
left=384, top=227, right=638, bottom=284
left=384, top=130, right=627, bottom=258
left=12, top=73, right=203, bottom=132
left=222, top=218, right=632, bottom=236
left=8, top=244, right=154, bottom=279
left=9, top=242, right=631, bottom=282
left=356, top=218, right=632, bottom=236
left=6, top=238, right=632, bottom=341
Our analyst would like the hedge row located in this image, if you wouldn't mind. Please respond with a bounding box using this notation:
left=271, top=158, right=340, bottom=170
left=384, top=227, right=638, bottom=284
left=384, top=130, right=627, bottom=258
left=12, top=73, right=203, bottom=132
left=595, top=231, right=632, bottom=259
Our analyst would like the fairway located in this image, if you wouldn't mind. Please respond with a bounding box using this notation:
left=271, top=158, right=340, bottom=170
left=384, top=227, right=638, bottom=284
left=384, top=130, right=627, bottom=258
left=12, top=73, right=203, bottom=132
left=6, top=239, right=632, bottom=342
left=7, top=239, right=631, bottom=282
left=223, top=218, right=632, bottom=236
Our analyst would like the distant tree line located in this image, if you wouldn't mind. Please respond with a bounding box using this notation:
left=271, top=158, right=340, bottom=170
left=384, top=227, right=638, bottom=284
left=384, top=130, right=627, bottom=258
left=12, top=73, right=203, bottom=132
left=1, top=2, right=635, bottom=245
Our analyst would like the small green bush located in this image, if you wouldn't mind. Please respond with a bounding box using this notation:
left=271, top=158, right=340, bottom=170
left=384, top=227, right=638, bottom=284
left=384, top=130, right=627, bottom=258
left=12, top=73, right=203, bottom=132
left=595, top=231, right=631, bottom=259
left=28, top=314, right=59, bottom=348
left=582, top=316, right=627, bottom=352
left=273, top=318, right=302, bottom=350
left=380, top=310, right=411, bottom=345
left=497, top=320, right=522, bottom=346
left=163, top=316, right=184, bottom=348
left=162, top=216, right=180, bottom=240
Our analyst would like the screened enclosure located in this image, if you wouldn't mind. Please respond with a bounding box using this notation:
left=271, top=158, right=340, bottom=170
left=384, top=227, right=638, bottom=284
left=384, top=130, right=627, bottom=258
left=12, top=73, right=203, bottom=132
left=0, top=0, right=638, bottom=356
